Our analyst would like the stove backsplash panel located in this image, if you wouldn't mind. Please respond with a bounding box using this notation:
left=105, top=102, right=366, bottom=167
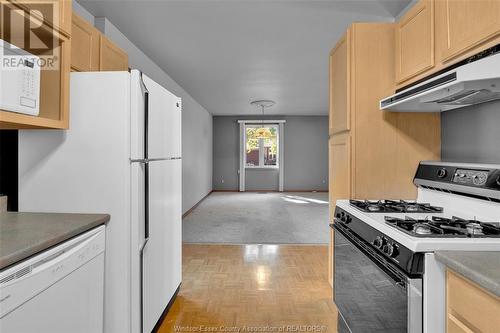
left=442, top=100, right=500, bottom=164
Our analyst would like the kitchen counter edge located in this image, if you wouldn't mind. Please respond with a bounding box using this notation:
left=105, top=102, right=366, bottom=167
left=435, top=251, right=500, bottom=298
left=0, top=212, right=110, bottom=271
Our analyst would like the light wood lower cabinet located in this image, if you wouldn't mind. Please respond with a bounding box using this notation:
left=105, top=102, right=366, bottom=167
left=328, top=23, right=440, bottom=285
left=71, top=13, right=101, bottom=72
left=329, top=133, right=351, bottom=219
left=447, top=270, right=500, bottom=333
left=328, top=133, right=351, bottom=286
left=99, top=35, right=129, bottom=71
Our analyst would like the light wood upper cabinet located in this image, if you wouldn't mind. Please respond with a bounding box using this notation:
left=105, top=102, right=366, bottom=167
left=59, top=0, right=72, bottom=35
left=329, top=30, right=350, bottom=135
left=11, top=0, right=72, bottom=36
left=438, top=0, right=500, bottom=63
left=447, top=270, right=500, bottom=333
left=71, top=13, right=100, bottom=71
left=71, top=13, right=129, bottom=72
left=99, top=36, right=129, bottom=71
left=395, top=0, right=434, bottom=83
left=0, top=1, right=71, bottom=129
left=395, top=0, right=500, bottom=88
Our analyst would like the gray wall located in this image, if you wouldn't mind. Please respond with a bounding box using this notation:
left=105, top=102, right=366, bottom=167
left=74, top=2, right=213, bottom=214
left=213, top=116, right=328, bottom=191
left=246, top=169, right=280, bottom=191
left=442, top=101, right=500, bottom=163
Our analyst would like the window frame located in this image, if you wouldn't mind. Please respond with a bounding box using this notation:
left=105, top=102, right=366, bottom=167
left=244, top=123, right=279, bottom=169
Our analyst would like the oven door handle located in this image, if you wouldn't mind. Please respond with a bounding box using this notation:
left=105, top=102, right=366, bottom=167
left=396, top=281, right=406, bottom=290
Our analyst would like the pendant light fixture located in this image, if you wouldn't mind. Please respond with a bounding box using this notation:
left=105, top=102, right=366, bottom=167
left=250, top=100, right=275, bottom=139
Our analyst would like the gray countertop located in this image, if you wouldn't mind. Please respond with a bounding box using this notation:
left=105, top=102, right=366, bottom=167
left=0, top=212, right=109, bottom=270
left=435, top=251, right=500, bottom=297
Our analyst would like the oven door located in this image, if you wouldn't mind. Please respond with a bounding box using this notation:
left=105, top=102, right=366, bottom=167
left=333, top=223, right=422, bottom=333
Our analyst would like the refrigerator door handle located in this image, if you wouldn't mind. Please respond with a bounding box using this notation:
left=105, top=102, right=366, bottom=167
left=139, top=72, right=150, bottom=333
left=140, top=72, right=150, bottom=241
left=130, top=157, right=182, bottom=164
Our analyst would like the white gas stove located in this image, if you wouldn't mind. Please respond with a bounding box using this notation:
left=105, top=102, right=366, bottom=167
left=331, top=161, right=500, bottom=333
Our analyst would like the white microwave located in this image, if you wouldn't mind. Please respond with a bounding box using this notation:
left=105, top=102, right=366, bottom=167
left=0, top=39, right=41, bottom=116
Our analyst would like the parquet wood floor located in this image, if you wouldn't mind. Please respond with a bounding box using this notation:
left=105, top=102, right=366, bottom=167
left=158, top=244, right=339, bottom=333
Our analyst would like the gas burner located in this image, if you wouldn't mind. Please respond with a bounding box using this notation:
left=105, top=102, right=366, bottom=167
left=466, top=223, right=484, bottom=235
left=384, top=215, right=500, bottom=238
left=406, top=205, right=420, bottom=212
left=413, top=223, right=432, bottom=235
left=350, top=200, right=443, bottom=213
left=367, top=205, right=382, bottom=212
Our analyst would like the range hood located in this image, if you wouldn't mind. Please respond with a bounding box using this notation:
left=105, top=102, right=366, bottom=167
left=380, top=50, right=500, bottom=112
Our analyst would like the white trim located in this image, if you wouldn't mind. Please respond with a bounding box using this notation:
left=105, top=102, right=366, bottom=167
left=279, top=122, right=284, bottom=192
left=243, top=124, right=279, bottom=168
left=245, top=166, right=279, bottom=170
left=239, top=123, right=245, bottom=191
left=237, top=120, right=286, bottom=124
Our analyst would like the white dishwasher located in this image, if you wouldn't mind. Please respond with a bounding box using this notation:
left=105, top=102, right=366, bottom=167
left=0, top=225, right=105, bottom=333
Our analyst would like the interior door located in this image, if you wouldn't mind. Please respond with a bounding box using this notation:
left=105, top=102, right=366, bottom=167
left=142, top=74, right=181, bottom=159
left=142, top=159, right=182, bottom=333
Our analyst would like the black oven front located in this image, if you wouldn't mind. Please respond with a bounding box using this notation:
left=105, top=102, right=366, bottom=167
left=332, top=221, right=422, bottom=333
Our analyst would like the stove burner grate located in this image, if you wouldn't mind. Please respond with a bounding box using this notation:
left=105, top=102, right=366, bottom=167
left=350, top=199, right=443, bottom=213
left=384, top=215, right=500, bottom=238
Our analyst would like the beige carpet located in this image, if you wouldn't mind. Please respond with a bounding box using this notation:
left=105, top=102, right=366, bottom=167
left=183, top=192, right=329, bottom=244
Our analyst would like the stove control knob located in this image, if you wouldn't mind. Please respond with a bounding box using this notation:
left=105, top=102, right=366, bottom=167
left=373, top=236, right=384, bottom=249
left=386, top=244, right=399, bottom=257
left=345, top=215, right=352, bottom=224
left=496, top=175, right=500, bottom=186
left=437, top=168, right=447, bottom=178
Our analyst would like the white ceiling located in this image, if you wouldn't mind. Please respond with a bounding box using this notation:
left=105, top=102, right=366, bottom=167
left=79, top=0, right=411, bottom=116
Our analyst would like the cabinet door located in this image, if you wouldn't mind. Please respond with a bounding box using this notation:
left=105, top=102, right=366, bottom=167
left=329, top=133, right=351, bottom=214
left=329, top=30, right=350, bottom=135
left=395, top=0, right=434, bottom=83
left=447, top=270, right=500, bottom=333
left=12, top=0, right=72, bottom=36
left=99, top=36, right=129, bottom=71
left=58, top=0, right=72, bottom=36
left=71, top=13, right=100, bottom=72
left=328, top=133, right=351, bottom=286
left=438, top=0, right=500, bottom=62
left=447, top=314, right=474, bottom=333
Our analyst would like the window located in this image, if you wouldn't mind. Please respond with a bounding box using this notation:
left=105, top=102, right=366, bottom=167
left=245, top=124, right=278, bottom=168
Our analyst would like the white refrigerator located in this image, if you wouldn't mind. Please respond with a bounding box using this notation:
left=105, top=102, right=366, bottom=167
left=18, top=70, right=182, bottom=333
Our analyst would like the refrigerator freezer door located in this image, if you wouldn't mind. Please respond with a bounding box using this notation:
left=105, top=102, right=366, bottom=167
left=142, top=74, right=181, bottom=159
left=142, top=159, right=182, bottom=333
